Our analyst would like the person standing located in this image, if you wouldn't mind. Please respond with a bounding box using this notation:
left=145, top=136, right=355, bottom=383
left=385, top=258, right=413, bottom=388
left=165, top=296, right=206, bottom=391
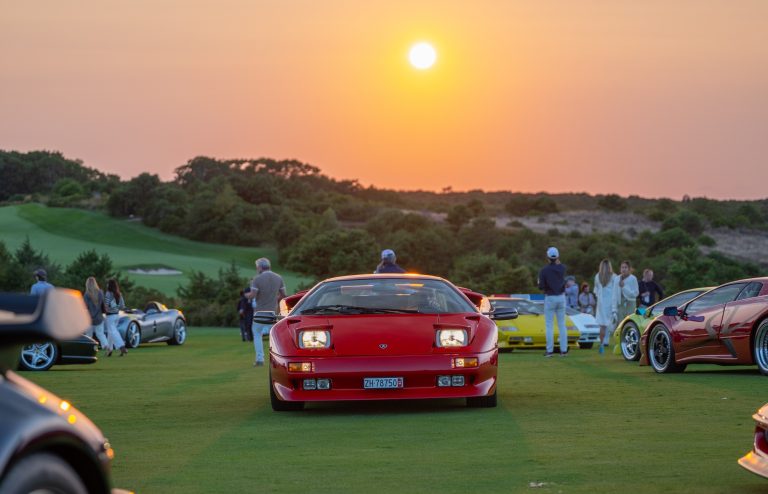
left=578, top=282, right=596, bottom=315
left=83, top=277, right=109, bottom=350
left=246, top=258, right=286, bottom=367
left=375, top=249, right=406, bottom=274
left=594, top=259, right=619, bottom=354
left=104, top=278, right=128, bottom=357
left=638, top=269, right=664, bottom=307
left=564, top=276, right=579, bottom=310
left=30, top=268, right=54, bottom=295
left=538, top=246, right=568, bottom=357
left=616, top=260, right=640, bottom=321
left=237, top=288, right=254, bottom=342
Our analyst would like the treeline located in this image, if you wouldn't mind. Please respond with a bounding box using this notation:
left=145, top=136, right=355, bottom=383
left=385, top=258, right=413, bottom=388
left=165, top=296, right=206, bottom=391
left=0, top=238, right=248, bottom=327
left=1, top=151, right=766, bottom=323
left=0, top=150, right=120, bottom=206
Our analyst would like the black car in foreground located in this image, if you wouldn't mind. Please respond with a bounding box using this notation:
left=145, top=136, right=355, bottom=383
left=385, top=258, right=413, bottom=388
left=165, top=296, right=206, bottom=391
left=18, top=334, right=99, bottom=371
left=0, top=289, right=130, bottom=494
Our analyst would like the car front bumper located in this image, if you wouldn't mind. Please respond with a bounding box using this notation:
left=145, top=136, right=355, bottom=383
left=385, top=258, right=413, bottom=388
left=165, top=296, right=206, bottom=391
left=269, top=350, right=497, bottom=402
left=497, top=332, right=579, bottom=349
left=739, top=408, right=768, bottom=479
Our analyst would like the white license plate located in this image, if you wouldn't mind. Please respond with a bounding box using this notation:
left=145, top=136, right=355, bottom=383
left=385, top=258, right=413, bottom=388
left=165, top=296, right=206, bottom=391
left=524, top=337, right=533, bottom=343
left=363, top=377, right=404, bottom=389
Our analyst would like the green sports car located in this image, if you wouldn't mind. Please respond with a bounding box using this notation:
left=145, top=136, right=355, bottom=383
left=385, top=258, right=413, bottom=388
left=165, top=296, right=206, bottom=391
left=614, top=287, right=713, bottom=361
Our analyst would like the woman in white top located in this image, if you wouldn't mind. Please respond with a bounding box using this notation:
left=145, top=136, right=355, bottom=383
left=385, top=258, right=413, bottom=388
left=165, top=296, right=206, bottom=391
left=593, top=259, right=619, bottom=353
left=616, top=260, right=640, bottom=322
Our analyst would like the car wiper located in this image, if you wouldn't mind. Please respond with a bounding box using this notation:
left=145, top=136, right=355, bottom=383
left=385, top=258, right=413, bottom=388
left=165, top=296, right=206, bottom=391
left=300, top=305, right=370, bottom=314
left=300, top=305, right=420, bottom=315
left=353, top=307, right=421, bottom=314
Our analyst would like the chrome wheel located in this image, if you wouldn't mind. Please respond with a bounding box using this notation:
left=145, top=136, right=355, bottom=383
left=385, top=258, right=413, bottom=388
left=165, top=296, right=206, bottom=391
left=754, top=320, right=768, bottom=376
left=19, top=342, right=57, bottom=371
left=125, top=322, right=141, bottom=349
left=169, top=319, right=186, bottom=345
left=620, top=322, right=641, bottom=361
left=649, top=325, right=685, bottom=374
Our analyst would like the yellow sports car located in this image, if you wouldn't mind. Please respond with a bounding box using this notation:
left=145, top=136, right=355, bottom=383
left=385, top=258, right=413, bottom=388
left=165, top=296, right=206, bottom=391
left=489, top=297, right=580, bottom=350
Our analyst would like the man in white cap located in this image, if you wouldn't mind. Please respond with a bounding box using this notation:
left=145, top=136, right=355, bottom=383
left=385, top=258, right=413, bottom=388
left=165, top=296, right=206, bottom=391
left=538, top=247, right=568, bottom=357
left=375, top=249, right=405, bottom=274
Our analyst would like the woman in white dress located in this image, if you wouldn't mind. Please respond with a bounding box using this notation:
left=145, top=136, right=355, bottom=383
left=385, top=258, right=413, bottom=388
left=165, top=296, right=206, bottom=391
left=593, top=259, right=619, bottom=353
left=616, top=260, right=640, bottom=322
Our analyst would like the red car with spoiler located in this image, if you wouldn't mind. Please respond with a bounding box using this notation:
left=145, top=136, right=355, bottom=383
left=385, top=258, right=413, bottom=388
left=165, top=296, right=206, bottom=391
left=256, top=274, right=517, bottom=411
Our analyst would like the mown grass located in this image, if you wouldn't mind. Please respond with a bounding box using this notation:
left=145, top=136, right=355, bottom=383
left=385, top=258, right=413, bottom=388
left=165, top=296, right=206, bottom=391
left=0, top=204, right=309, bottom=294
left=24, top=329, right=768, bottom=493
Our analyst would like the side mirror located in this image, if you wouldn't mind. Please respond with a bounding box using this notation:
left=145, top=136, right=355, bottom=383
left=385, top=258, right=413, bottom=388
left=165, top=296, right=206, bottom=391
left=635, top=307, right=646, bottom=317
left=490, top=308, right=518, bottom=321
left=662, top=306, right=679, bottom=317
left=253, top=311, right=278, bottom=325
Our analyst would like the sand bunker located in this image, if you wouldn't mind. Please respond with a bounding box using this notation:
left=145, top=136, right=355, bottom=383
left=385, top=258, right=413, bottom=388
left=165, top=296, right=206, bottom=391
left=128, top=268, right=182, bottom=276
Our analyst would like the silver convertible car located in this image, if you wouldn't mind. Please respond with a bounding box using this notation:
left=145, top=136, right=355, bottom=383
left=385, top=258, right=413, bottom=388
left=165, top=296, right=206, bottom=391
left=117, top=301, right=187, bottom=348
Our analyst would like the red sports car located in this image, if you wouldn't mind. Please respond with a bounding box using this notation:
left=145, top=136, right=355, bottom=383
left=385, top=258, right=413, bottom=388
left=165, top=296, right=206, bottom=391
left=259, top=274, right=517, bottom=411
left=739, top=402, right=768, bottom=479
left=640, top=277, right=768, bottom=374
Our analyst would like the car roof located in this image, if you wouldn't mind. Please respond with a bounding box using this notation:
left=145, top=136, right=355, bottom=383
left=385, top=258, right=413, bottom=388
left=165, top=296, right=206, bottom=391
left=723, top=277, right=768, bottom=285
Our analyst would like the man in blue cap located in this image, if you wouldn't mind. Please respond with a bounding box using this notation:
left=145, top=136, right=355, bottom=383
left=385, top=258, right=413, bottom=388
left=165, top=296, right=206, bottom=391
left=375, top=249, right=405, bottom=274
left=538, top=247, right=568, bottom=357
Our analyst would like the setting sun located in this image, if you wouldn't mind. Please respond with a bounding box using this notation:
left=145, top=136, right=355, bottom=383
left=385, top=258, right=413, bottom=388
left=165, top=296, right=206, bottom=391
left=408, top=42, right=436, bottom=69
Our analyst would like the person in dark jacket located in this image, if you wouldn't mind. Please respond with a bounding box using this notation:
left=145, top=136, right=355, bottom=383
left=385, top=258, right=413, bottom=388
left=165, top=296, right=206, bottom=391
left=538, top=246, right=568, bottom=357
left=237, top=288, right=254, bottom=342
left=638, top=269, right=664, bottom=307
left=375, top=249, right=406, bottom=274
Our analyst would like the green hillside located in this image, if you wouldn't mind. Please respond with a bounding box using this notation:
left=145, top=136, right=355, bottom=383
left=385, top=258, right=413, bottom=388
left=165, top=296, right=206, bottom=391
left=0, top=204, right=308, bottom=294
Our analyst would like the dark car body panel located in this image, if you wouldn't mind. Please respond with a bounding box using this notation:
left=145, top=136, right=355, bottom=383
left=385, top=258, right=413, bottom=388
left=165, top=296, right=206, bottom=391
left=59, top=334, right=100, bottom=364
left=0, top=289, right=124, bottom=493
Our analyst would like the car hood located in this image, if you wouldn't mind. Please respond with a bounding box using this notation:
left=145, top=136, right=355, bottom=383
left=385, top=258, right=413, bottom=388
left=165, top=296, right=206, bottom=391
left=289, top=313, right=480, bottom=357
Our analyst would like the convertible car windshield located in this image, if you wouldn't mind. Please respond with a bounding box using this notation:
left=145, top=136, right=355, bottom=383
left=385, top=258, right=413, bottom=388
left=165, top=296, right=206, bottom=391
left=294, top=278, right=477, bottom=315
left=491, top=299, right=544, bottom=316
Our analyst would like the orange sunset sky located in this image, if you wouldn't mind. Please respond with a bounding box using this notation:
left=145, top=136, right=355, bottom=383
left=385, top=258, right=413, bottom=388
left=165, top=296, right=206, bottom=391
left=1, top=1, right=767, bottom=199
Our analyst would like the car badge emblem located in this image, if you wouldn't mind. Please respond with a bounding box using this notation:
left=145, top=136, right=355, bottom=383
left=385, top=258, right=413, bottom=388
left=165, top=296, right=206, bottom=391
left=379, top=343, right=388, bottom=349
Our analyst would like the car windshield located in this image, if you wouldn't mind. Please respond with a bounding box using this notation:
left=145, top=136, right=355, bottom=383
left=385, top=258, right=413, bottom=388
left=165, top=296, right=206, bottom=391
left=648, top=289, right=707, bottom=317
left=490, top=299, right=543, bottom=316
left=294, top=278, right=477, bottom=315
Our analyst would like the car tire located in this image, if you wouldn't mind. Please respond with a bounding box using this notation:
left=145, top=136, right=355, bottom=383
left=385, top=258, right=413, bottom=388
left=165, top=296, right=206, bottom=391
left=648, top=324, right=686, bottom=374
left=269, top=370, right=304, bottom=411
left=19, top=342, right=58, bottom=371
left=620, top=322, right=642, bottom=361
left=0, top=453, right=87, bottom=494
left=467, top=389, right=497, bottom=408
left=167, top=318, right=187, bottom=346
left=125, top=322, right=141, bottom=349
left=753, top=319, right=768, bottom=376
left=578, top=342, right=594, bottom=350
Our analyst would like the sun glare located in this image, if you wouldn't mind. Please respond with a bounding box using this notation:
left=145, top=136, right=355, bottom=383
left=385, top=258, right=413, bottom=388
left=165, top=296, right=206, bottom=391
left=409, top=42, right=436, bottom=70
